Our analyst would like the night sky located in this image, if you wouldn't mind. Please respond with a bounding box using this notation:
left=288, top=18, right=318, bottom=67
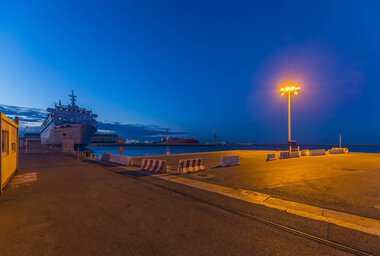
left=1, top=1, right=380, bottom=144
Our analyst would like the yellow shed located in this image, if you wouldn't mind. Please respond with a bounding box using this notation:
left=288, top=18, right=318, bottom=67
left=0, top=113, right=19, bottom=193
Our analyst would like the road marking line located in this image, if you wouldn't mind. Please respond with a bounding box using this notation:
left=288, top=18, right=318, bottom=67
left=158, top=175, right=380, bottom=237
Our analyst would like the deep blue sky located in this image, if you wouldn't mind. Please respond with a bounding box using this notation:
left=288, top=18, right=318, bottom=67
left=1, top=1, right=380, bottom=143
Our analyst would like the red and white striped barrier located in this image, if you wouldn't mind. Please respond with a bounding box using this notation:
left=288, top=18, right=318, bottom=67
left=266, top=154, right=276, bottom=161
left=219, top=155, right=240, bottom=167
left=177, top=158, right=205, bottom=174
left=280, top=151, right=301, bottom=159
left=141, top=159, right=167, bottom=173
left=279, top=151, right=290, bottom=159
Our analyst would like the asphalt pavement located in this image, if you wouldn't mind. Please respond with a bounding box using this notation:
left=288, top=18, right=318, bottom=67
left=0, top=153, right=378, bottom=255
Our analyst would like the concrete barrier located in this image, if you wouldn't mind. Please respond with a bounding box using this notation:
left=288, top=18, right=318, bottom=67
left=178, top=158, right=205, bottom=174
left=310, top=149, right=326, bottom=156
left=266, top=154, right=276, bottom=161
left=279, top=151, right=290, bottom=159
left=109, top=154, right=131, bottom=165
left=329, top=148, right=349, bottom=154
left=220, top=155, right=240, bottom=167
left=101, top=152, right=111, bottom=161
left=118, top=155, right=131, bottom=165
left=301, top=150, right=310, bottom=156
left=289, top=152, right=300, bottom=158
left=141, top=159, right=167, bottom=173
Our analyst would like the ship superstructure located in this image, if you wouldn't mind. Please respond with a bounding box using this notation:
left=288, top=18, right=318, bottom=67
left=41, top=91, right=98, bottom=147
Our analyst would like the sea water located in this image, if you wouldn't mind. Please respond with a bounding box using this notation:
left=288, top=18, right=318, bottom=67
left=87, top=145, right=380, bottom=157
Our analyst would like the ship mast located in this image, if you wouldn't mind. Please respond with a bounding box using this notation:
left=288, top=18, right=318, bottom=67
left=69, top=90, right=77, bottom=107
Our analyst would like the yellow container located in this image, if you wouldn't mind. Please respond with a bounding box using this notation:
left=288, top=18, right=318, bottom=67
left=0, top=113, right=19, bottom=193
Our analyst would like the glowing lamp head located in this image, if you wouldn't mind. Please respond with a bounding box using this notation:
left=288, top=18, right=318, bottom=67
left=280, top=84, right=301, bottom=96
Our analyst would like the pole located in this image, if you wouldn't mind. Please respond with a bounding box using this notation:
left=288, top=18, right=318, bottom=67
left=288, top=92, right=291, bottom=142
left=339, top=134, right=342, bottom=148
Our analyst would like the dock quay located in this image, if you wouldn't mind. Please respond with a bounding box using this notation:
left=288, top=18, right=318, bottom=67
left=0, top=151, right=379, bottom=255
left=127, top=150, right=380, bottom=219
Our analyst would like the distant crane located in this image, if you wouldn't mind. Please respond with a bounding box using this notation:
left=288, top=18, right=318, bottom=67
left=165, top=128, right=170, bottom=144
left=22, top=126, right=29, bottom=136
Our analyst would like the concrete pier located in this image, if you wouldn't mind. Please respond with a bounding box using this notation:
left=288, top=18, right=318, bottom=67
left=131, top=150, right=380, bottom=220
left=0, top=152, right=378, bottom=255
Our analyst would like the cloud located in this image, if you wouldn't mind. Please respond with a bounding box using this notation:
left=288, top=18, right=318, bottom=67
left=97, top=122, right=189, bottom=140
left=0, top=105, right=46, bottom=126
left=0, top=104, right=188, bottom=140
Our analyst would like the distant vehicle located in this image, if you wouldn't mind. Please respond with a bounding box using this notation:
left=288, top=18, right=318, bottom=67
left=41, top=91, right=98, bottom=147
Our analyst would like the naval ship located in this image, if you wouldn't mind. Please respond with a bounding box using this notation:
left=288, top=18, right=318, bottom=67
left=41, top=91, right=98, bottom=147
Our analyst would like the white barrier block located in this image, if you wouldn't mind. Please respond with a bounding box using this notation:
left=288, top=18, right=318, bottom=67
left=118, top=155, right=131, bottom=165
left=310, top=149, right=326, bottom=156
left=266, top=154, right=276, bottom=161
left=220, top=155, right=240, bottom=167
left=109, top=154, right=119, bottom=163
left=109, top=154, right=131, bottom=165
left=329, top=148, right=349, bottom=154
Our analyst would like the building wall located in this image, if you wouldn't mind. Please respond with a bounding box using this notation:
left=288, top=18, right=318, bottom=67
left=1, top=113, right=19, bottom=193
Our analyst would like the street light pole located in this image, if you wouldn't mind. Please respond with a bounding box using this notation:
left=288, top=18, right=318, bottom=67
left=288, top=91, right=291, bottom=142
left=280, top=84, right=300, bottom=151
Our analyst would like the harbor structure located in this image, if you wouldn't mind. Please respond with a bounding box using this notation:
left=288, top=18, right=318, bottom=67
left=40, top=91, right=98, bottom=148
left=160, top=137, right=199, bottom=145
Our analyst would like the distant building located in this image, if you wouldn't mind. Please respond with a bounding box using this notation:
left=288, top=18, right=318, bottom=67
left=126, top=139, right=140, bottom=144
left=90, top=134, right=118, bottom=145
left=20, top=133, right=41, bottom=147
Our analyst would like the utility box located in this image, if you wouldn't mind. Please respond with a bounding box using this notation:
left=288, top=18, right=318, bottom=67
left=0, top=113, right=19, bottom=193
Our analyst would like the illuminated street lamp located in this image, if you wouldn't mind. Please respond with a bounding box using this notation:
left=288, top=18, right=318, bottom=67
left=280, top=84, right=300, bottom=151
